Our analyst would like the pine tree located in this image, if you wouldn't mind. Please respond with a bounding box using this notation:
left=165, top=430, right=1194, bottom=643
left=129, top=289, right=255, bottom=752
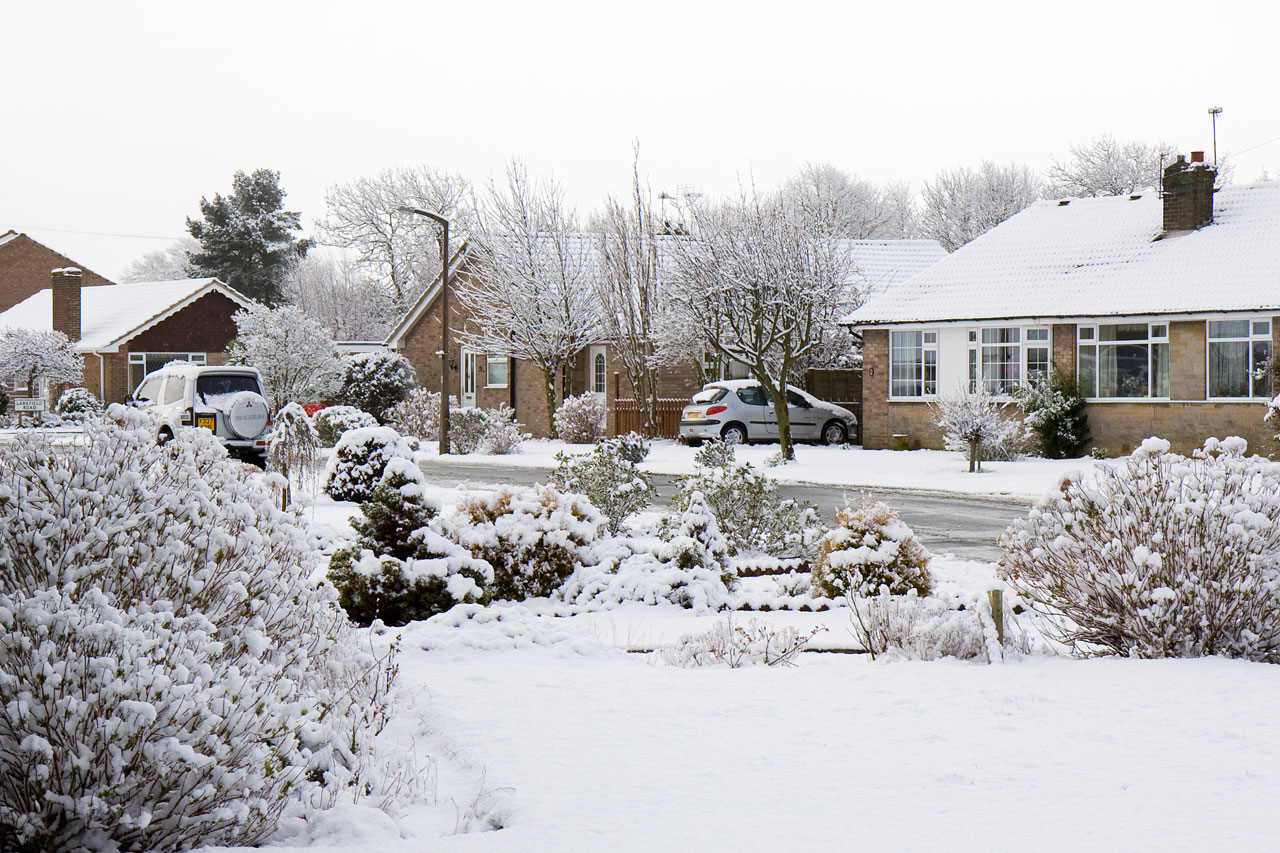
left=186, top=169, right=312, bottom=304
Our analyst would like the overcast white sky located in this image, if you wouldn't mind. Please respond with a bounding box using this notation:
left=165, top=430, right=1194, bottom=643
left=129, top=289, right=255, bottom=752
left=3, top=0, right=1277, bottom=280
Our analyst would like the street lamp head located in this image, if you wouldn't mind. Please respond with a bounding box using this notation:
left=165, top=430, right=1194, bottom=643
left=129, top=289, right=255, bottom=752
left=1208, top=106, right=1223, bottom=115
left=398, top=205, right=449, bottom=227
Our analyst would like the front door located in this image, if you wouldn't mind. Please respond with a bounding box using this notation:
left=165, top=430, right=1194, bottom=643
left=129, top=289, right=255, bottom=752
left=461, top=348, right=477, bottom=408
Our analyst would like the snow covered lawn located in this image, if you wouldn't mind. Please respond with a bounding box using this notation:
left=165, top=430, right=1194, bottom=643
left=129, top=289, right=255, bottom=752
left=416, top=438, right=1095, bottom=501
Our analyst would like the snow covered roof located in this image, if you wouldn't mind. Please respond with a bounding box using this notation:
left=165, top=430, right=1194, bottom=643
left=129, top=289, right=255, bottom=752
left=0, top=277, right=251, bottom=352
left=842, top=181, right=1280, bottom=326
left=0, top=230, right=19, bottom=249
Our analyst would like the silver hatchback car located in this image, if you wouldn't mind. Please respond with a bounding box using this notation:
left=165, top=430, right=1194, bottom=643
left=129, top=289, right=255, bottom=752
left=679, top=379, right=856, bottom=446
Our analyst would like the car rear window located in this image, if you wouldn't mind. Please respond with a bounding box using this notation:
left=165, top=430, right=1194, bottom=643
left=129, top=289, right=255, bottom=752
left=691, top=388, right=726, bottom=404
left=197, top=374, right=261, bottom=400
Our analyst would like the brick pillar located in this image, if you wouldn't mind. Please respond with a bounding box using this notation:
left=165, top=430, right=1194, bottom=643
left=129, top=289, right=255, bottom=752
left=51, top=267, right=83, bottom=342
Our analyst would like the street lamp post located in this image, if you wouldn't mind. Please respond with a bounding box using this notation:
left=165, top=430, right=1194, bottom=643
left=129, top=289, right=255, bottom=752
left=1208, top=106, right=1223, bottom=166
left=399, top=206, right=450, bottom=456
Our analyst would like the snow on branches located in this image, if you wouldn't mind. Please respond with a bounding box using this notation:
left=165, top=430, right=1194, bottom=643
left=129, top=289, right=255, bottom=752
left=228, top=302, right=341, bottom=409
left=0, top=327, right=82, bottom=400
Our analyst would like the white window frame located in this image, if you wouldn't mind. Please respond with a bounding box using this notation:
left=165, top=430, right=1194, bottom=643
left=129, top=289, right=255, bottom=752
left=1206, top=317, right=1272, bottom=400
left=127, top=352, right=205, bottom=394
left=484, top=354, right=510, bottom=389
left=889, top=329, right=938, bottom=399
left=1076, top=320, right=1170, bottom=400
left=966, top=325, right=1050, bottom=395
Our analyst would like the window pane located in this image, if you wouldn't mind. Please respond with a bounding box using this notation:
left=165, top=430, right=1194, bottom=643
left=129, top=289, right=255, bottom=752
left=1253, top=320, right=1271, bottom=337
left=982, top=327, right=1020, bottom=345
left=1099, top=323, right=1148, bottom=342
left=1027, top=346, right=1049, bottom=382
left=1099, top=343, right=1148, bottom=397
left=1209, top=320, right=1250, bottom=340
left=982, top=345, right=1020, bottom=393
left=1078, top=345, right=1096, bottom=397
left=736, top=388, right=765, bottom=406
left=592, top=353, right=605, bottom=393
left=967, top=348, right=977, bottom=393
left=1078, top=327, right=1095, bottom=341
left=1150, top=324, right=1168, bottom=339
left=1252, top=341, right=1273, bottom=397
left=890, top=331, right=923, bottom=397
left=1026, top=328, right=1049, bottom=342
left=487, top=357, right=509, bottom=387
left=1152, top=342, right=1169, bottom=397
left=923, top=350, right=937, bottom=395
left=1208, top=341, right=1249, bottom=397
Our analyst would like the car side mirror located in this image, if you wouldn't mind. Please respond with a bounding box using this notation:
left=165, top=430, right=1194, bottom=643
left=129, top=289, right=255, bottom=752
left=124, top=394, right=135, bottom=406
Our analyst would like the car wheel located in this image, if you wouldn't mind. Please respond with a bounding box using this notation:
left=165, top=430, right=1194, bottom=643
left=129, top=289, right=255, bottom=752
left=720, top=423, right=748, bottom=445
left=821, top=421, right=847, bottom=445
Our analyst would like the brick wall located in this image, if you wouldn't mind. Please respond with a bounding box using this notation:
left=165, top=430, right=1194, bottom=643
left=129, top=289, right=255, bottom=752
left=1051, top=323, right=1076, bottom=378
left=1169, top=320, right=1206, bottom=400
left=0, top=234, right=112, bottom=313
left=1086, top=401, right=1271, bottom=456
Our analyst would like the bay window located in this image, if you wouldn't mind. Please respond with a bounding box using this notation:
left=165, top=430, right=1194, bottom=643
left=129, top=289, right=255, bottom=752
left=889, top=330, right=937, bottom=397
left=1207, top=319, right=1272, bottom=398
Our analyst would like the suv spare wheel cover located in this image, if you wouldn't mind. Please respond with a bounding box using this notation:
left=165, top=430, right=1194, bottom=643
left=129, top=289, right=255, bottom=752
left=225, top=391, right=270, bottom=439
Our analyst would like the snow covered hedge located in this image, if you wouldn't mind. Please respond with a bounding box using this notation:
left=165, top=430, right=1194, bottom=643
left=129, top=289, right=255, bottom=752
left=1000, top=437, right=1280, bottom=662
left=0, top=412, right=394, bottom=851
left=324, top=426, right=417, bottom=502
left=444, top=484, right=605, bottom=601
left=810, top=500, right=933, bottom=599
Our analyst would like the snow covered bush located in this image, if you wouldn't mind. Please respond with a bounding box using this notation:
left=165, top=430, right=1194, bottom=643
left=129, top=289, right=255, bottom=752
left=661, top=491, right=736, bottom=600
left=268, top=401, right=320, bottom=508
left=0, top=413, right=394, bottom=851
left=669, top=446, right=818, bottom=557
left=444, top=484, right=605, bottom=602
left=1012, top=370, right=1091, bottom=459
left=329, top=461, right=491, bottom=626
left=324, top=426, right=416, bottom=502
left=810, top=500, right=933, bottom=599
left=599, top=431, right=651, bottom=464
left=447, top=407, right=491, bottom=454
left=336, top=351, right=417, bottom=422
left=476, top=403, right=529, bottom=455
left=693, top=437, right=736, bottom=469
left=553, top=391, right=606, bottom=444
left=54, top=386, right=101, bottom=423
left=385, top=388, right=448, bottom=441
left=314, top=404, right=378, bottom=447
left=659, top=614, right=824, bottom=668
left=933, top=388, right=1026, bottom=471
left=551, top=441, right=655, bottom=534
left=999, top=437, right=1280, bottom=661
left=847, top=591, right=987, bottom=662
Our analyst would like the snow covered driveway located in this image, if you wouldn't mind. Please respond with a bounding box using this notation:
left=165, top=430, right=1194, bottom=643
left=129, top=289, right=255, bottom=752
left=405, top=640, right=1280, bottom=852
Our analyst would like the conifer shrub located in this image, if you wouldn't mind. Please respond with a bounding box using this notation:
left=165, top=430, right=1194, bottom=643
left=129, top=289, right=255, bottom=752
left=314, top=404, right=378, bottom=447
left=1012, top=370, right=1091, bottom=458
left=999, top=437, right=1280, bottom=661
left=0, top=386, right=8, bottom=417
left=336, top=351, right=417, bottom=422
left=54, top=387, right=101, bottom=423
left=0, top=411, right=394, bottom=851
left=810, top=500, right=933, bottom=599
left=552, top=441, right=655, bottom=534
left=323, top=426, right=416, bottom=502
left=328, top=460, right=491, bottom=626
left=444, top=484, right=605, bottom=601
left=553, top=391, right=606, bottom=444
left=660, top=490, right=737, bottom=609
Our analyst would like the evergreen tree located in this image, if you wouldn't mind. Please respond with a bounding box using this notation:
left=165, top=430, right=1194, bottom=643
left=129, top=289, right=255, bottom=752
left=186, top=169, right=312, bottom=304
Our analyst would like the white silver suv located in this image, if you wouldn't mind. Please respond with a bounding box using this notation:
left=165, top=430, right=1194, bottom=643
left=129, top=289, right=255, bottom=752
left=128, top=364, right=271, bottom=465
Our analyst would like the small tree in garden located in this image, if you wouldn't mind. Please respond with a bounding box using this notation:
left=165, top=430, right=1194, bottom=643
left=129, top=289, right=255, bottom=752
left=444, top=483, right=605, bottom=601
left=1012, top=369, right=1091, bottom=458
left=810, top=500, right=933, bottom=599
left=0, top=413, right=394, bottom=851
left=227, top=302, right=342, bottom=409
left=328, top=460, right=491, bottom=626
left=336, top=351, right=417, bottom=422
left=314, top=404, right=378, bottom=446
left=1000, top=437, right=1280, bottom=661
left=554, top=391, right=606, bottom=443
left=267, top=402, right=320, bottom=508
left=0, top=327, right=82, bottom=403
left=552, top=441, right=655, bottom=534
left=323, top=425, right=416, bottom=502
left=933, top=388, right=1022, bottom=472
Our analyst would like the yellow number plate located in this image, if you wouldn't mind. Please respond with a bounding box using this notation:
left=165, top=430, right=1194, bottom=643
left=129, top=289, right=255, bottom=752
left=197, top=415, right=217, bottom=431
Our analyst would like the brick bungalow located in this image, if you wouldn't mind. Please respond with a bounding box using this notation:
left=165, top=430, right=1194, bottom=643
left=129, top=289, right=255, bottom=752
left=843, top=153, right=1280, bottom=455
left=0, top=230, right=112, bottom=312
left=0, top=267, right=251, bottom=403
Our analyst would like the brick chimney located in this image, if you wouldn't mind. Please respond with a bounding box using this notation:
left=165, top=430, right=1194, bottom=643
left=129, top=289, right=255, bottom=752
left=51, top=267, right=83, bottom=342
left=1162, top=152, right=1216, bottom=233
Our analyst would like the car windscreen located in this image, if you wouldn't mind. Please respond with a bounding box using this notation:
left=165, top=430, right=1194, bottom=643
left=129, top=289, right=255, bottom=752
left=690, top=388, right=726, bottom=404
left=196, top=374, right=260, bottom=401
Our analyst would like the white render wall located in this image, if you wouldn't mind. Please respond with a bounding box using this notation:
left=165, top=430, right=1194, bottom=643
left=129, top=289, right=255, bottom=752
left=936, top=326, right=968, bottom=396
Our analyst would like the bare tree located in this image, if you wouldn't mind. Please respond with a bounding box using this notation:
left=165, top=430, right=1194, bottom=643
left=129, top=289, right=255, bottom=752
left=279, top=250, right=395, bottom=341
left=783, top=163, right=915, bottom=239
left=460, top=161, right=600, bottom=434
left=318, top=166, right=472, bottom=310
left=920, top=160, right=1040, bottom=252
left=1045, top=135, right=1178, bottom=198
left=666, top=190, right=850, bottom=461
left=591, top=150, right=663, bottom=436
left=119, top=237, right=200, bottom=283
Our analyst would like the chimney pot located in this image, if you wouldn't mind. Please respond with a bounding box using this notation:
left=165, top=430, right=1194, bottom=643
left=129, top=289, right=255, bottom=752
left=1190, top=151, right=1205, bottom=163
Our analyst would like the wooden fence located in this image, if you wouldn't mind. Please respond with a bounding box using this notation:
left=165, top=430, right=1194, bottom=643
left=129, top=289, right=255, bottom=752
left=611, top=398, right=688, bottom=438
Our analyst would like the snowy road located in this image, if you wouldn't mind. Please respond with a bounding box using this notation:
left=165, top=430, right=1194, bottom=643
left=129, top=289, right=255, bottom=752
left=416, top=459, right=1026, bottom=562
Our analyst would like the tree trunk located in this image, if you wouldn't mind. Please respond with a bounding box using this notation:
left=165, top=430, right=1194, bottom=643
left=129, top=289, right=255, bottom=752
left=543, top=367, right=558, bottom=437
left=764, top=384, right=795, bottom=461
left=969, top=438, right=980, bottom=473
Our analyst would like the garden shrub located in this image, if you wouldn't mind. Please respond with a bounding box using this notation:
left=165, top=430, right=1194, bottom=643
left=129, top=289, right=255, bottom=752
left=0, top=411, right=394, bottom=852
left=599, top=431, right=651, bottom=464
left=323, top=425, right=416, bottom=502
left=999, top=436, right=1280, bottom=661
left=447, top=407, right=491, bottom=454
left=847, top=591, right=988, bottom=662
left=54, top=387, right=101, bottom=423
left=551, top=441, right=654, bottom=534
left=1012, top=370, right=1091, bottom=458
left=661, top=490, right=736, bottom=608
left=669, top=447, right=818, bottom=557
left=476, top=403, right=529, bottom=455
left=658, top=614, right=825, bottom=668
left=267, top=402, right=320, bottom=508
left=0, top=386, right=7, bottom=416
left=385, top=389, right=452, bottom=441
left=328, top=460, right=491, bottom=626
left=810, top=499, right=933, bottom=599
left=444, top=483, right=605, bottom=601
left=553, top=391, right=606, bottom=444
left=314, top=404, right=378, bottom=447
left=336, top=351, right=417, bottom=422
